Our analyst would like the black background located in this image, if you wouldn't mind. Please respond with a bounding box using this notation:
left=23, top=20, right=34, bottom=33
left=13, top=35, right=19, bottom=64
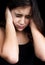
left=37, top=0, right=45, bottom=23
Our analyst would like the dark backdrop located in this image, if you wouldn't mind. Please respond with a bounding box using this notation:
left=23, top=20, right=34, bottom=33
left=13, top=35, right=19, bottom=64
left=37, top=0, right=45, bottom=34
left=37, top=0, right=45, bottom=23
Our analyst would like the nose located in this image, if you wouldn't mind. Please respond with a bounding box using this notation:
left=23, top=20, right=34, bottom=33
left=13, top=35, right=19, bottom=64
left=19, top=17, right=25, bottom=25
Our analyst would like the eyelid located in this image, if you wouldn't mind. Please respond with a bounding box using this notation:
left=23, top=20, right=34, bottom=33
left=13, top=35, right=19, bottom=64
left=14, top=13, right=32, bottom=18
left=15, top=13, right=23, bottom=17
left=25, top=15, right=32, bottom=19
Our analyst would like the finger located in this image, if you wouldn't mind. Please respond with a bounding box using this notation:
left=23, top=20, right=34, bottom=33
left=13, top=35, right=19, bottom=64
left=5, top=8, right=13, bottom=23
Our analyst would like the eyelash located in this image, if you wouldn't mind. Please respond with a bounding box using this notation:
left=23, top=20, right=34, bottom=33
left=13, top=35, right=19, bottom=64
left=15, top=13, right=31, bottom=19
left=25, top=16, right=31, bottom=19
left=15, top=14, right=22, bottom=17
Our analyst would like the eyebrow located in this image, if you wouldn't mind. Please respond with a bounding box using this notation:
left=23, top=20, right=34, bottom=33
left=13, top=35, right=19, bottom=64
left=15, top=13, right=31, bottom=17
left=15, top=13, right=23, bottom=16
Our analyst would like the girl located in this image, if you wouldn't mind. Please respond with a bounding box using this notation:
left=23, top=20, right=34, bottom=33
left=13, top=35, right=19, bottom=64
left=0, top=0, right=45, bottom=64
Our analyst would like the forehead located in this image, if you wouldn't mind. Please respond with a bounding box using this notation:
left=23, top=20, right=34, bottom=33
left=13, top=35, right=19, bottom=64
left=11, top=6, right=32, bottom=15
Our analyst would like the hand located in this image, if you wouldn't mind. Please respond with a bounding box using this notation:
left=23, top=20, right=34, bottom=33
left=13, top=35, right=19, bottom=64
left=29, top=18, right=37, bottom=30
left=1, top=8, right=19, bottom=64
left=29, top=19, right=45, bottom=61
left=5, top=8, right=13, bottom=24
left=5, top=7, right=17, bottom=38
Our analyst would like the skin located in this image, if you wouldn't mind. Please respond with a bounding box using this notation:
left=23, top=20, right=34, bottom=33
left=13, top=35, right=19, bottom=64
left=11, top=6, right=32, bottom=32
left=30, top=19, right=45, bottom=61
left=0, top=8, right=19, bottom=64
left=11, top=6, right=32, bottom=45
left=0, top=6, right=32, bottom=64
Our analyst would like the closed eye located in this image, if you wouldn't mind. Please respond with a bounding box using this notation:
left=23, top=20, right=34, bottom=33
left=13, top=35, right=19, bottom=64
left=25, top=15, right=31, bottom=19
left=15, top=13, right=23, bottom=17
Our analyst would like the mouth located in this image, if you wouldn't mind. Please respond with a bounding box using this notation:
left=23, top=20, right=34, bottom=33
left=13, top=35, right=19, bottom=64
left=17, top=25, right=25, bottom=29
left=13, top=23, right=25, bottom=31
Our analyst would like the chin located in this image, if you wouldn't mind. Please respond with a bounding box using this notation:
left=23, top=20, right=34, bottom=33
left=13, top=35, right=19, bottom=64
left=18, top=29, right=24, bottom=32
left=16, top=28, right=25, bottom=32
left=15, top=27, right=26, bottom=32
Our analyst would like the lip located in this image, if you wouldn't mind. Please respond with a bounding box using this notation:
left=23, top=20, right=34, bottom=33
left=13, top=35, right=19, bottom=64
left=13, top=23, right=25, bottom=30
left=17, top=25, right=24, bottom=29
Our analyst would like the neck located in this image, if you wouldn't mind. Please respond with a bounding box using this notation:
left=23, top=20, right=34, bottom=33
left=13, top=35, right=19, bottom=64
left=16, top=31, right=29, bottom=45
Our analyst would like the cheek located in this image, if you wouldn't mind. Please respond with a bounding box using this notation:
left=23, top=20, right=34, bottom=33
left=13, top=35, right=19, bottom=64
left=13, top=17, right=19, bottom=25
left=11, top=13, right=18, bottom=24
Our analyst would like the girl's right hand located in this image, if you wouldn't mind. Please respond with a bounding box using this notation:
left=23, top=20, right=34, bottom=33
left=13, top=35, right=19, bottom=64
left=5, top=8, right=13, bottom=23
left=1, top=8, right=19, bottom=64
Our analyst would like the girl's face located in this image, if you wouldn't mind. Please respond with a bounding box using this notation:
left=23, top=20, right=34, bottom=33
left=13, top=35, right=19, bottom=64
left=11, top=6, right=32, bottom=32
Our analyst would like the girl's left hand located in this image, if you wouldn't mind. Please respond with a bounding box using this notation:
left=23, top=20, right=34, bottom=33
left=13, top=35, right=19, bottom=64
left=29, top=18, right=37, bottom=30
